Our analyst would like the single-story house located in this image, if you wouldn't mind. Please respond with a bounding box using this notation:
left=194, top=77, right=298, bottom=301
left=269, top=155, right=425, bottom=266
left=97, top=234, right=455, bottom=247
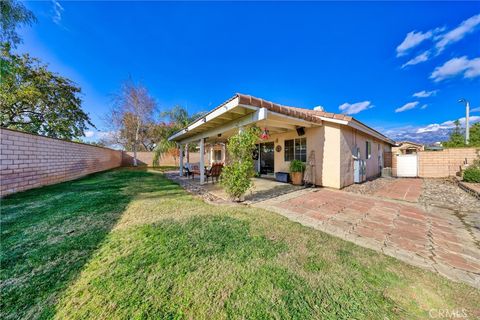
left=169, top=93, right=395, bottom=189
left=393, top=141, right=424, bottom=154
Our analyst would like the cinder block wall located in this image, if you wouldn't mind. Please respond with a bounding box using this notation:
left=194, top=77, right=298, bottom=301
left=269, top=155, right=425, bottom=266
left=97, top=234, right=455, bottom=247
left=417, top=148, right=479, bottom=178
left=1, top=128, right=122, bottom=197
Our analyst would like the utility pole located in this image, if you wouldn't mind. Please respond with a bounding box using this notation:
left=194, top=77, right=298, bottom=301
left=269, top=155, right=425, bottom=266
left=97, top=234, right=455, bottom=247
left=458, top=98, right=470, bottom=145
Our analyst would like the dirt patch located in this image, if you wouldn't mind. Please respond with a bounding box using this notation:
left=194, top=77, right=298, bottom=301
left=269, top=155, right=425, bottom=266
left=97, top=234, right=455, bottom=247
left=419, top=178, right=480, bottom=213
left=420, top=178, right=480, bottom=247
left=342, top=177, right=395, bottom=195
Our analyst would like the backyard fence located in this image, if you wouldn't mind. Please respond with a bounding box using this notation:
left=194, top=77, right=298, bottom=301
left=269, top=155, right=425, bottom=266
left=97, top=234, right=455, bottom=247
left=0, top=128, right=122, bottom=197
left=391, top=147, right=479, bottom=178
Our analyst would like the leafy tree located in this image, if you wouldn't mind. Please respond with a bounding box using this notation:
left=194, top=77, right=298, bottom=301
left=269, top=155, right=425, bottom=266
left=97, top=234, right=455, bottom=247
left=468, top=122, right=480, bottom=147
left=0, top=45, right=94, bottom=140
left=0, top=0, right=36, bottom=47
left=443, top=120, right=465, bottom=148
left=443, top=120, right=480, bottom=148
left=105, top=80, right=157, bottom=166
left=152, top=105, right=206, bottom=166
left=221, top=127, right=260, bottom=201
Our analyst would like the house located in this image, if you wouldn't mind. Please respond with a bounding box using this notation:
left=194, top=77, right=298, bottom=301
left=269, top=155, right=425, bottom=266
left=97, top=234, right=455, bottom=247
left=169, top=93, right=395, bottom=189
left=393, top=141, right=424, bottom=154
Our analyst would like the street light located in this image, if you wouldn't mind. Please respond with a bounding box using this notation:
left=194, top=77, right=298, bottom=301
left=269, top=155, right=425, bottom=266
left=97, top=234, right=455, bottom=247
left=458, top=98, right=470, bottom=145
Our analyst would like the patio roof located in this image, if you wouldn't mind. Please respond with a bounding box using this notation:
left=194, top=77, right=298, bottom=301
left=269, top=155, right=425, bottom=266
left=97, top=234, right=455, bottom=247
left=169, top=93, right=395, bottom=145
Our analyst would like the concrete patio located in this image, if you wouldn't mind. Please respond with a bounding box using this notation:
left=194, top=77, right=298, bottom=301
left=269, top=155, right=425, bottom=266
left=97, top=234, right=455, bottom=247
left=165, top=172, right=304, bottom=204
left=254, top=187, right=480, bottom=288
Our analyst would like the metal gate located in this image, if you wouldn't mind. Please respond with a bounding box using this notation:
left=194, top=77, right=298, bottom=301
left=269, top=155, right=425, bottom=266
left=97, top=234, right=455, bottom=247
left=396, top=154, right=418, bottom=177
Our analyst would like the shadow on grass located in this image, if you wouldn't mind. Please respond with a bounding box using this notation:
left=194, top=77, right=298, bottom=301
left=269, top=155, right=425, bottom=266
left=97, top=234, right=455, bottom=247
left=0, top=168, right=174, bottom=319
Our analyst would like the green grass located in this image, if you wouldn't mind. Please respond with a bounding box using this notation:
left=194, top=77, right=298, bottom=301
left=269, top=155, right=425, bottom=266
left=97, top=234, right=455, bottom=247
left=1, top=168, right=479, bottom=319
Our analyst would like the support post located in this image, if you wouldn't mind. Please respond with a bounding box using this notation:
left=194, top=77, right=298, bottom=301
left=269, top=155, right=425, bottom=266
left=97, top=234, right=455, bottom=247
left=179, top=144, right=184, bottom=177
left=199, top=138, right=205, bottom=184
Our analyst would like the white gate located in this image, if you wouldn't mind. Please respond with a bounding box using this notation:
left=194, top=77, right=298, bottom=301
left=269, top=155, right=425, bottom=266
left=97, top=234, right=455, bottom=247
left=396, top=154, right=418, bottom=177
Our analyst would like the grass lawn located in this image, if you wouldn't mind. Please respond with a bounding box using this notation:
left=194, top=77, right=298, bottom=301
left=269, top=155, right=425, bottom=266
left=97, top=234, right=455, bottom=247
left=1, top=168, right=479, bottom=319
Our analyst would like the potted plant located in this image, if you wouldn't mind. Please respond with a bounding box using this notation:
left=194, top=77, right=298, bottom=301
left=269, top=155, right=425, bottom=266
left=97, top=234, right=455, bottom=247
left=289, top=159, right=306, bottom=185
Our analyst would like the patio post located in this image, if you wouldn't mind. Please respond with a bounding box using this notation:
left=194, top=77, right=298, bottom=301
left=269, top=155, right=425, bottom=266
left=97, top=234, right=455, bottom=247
left=199, top=138, right=205, bottom=184
left=179, top=143, right=184, bottom=177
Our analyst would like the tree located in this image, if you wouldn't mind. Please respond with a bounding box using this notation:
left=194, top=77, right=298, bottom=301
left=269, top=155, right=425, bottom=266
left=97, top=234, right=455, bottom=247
left=106, top=80, right=157, bottom=166
left=221, top=127, right=260, bottom=201
left=443, top=120, right=465, bottom=148
left=468, top=122, right=480, bottom=147
left=442, top=120, right=480, bottom=148
left=152, top=105, right=206, bottom=166
left=0, top=45, right=94, bottom=140
left=0, top=0, right=36, bottom=47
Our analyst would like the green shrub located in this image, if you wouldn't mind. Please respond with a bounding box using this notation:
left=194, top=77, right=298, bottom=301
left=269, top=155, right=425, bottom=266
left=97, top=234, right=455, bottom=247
left=221, top=127, right=260, bottom=201
left=463, top=166, right=480, bottom=183
left=289, top=159, right=306, bottom=173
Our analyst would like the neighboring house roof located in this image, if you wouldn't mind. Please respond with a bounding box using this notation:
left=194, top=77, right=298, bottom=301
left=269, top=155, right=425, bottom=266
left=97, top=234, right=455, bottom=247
left=170, top=93, right=396, bottom=145
left=396, top=141, right=424, bottom=147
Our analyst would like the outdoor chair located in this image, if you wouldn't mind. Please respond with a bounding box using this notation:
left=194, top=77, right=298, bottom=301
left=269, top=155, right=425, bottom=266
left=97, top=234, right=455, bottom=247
left=206, top=163, right=223, bottom=183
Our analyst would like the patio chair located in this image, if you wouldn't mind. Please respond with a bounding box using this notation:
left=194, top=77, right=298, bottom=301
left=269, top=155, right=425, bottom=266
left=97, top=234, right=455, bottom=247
left=206, top=163, right=223, bottom=184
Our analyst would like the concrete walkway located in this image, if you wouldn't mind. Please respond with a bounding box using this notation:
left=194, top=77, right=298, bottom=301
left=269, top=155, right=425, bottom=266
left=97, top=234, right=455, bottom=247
left=254, top=188, right=480, bottom=288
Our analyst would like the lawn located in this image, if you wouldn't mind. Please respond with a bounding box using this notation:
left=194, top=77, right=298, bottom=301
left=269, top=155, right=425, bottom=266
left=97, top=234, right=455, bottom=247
left=1, top=168, right=479, bottom=319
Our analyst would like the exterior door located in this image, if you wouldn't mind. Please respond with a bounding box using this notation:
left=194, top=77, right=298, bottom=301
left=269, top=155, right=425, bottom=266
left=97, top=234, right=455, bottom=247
left=259, top=142, right=274, bottom=175
left=396, top=154, right=418, bottom=177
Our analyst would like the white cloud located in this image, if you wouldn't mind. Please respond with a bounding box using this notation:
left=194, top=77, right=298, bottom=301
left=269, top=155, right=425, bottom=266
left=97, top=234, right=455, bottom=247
left=412, top=90, right=438, bottom=98
left=430, top=56, right=480, bottom=82
left=338, top=101, right=373, bottom=115
left=420, top=104, right=428, bottom=110
left=436, top=13, right=480, bottom=53
left=471, top=107, right=480, bottom=113
left=84, top=130, right=95, bottom=138
left=396, top=31, right=433, bottom=57
left=416, top=116, right=480, bottom=133
left=395, top=101, right=419, bottom=113
left=401, top=51, right=430, bottom=68
left=52, top=0, right=64, bottom=25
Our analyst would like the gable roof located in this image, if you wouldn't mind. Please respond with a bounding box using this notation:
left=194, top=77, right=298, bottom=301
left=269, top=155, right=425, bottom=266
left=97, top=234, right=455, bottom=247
left=170, top=93, right=395, bottom=145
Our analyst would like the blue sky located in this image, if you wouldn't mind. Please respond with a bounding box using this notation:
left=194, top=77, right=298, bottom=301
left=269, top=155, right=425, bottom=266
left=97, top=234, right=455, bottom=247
left=18, top=1, right=480, bottom=142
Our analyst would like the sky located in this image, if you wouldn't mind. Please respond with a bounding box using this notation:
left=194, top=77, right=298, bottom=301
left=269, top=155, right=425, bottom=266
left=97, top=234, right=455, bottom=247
left=18, top=1, right=480, bottom=142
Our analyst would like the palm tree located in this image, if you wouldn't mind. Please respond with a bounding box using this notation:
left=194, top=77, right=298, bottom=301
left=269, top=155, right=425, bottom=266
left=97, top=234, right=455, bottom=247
left=152, top=105, right=205, bottom=166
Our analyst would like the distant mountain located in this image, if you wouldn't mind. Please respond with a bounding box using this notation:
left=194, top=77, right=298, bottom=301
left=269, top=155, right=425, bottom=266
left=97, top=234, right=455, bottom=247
left=387, top=128, right=453, bottom=145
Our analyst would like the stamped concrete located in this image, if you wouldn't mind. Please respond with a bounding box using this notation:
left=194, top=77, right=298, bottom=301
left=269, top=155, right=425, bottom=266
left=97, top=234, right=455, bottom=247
left=254, top=188, right=480, bottom=288
left=373, top=178, right=423, bottom=202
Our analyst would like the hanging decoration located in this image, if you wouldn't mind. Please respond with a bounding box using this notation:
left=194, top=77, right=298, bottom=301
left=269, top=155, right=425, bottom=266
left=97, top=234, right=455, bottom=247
left=260, top=128, right=270, bottom=140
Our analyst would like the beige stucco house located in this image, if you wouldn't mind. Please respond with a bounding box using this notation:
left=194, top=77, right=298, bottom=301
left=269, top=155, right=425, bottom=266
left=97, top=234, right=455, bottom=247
left=169, top=94, right=395, bottom=189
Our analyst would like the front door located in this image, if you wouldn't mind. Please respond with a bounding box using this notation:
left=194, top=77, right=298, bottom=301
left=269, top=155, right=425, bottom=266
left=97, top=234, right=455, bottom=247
left=259, top=142, right=274, bottom=175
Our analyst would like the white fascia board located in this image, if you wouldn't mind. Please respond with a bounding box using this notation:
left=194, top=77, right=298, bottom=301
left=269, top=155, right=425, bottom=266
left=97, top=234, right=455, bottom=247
left=169, top=97, right=240, bottom=141
left=348, top=121, right=395, bottom=145
left=178, top=107, right=267, bottom=144
left=270, top=111, right=320, bottom=127
left=319, top=116, right=393, bottom=144
left=318, top=117, right=348, bottom=125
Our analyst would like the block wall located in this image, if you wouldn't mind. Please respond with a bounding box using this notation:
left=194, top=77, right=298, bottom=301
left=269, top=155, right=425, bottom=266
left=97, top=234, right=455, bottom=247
left=1, top=128, right=122, bottom=197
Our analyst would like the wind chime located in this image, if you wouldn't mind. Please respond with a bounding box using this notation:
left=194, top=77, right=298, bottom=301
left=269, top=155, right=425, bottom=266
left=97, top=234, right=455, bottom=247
left=260, top=128, right=270, bottom=140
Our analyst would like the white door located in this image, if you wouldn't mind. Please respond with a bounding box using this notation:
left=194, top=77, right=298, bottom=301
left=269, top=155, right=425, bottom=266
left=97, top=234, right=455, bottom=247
left=396, top=154, right=418, bottom=177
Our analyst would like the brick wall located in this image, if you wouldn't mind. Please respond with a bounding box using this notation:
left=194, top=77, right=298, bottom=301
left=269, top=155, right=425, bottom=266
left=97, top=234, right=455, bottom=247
left=417, top=148, right=479, bottom=178
left=1, top=128, right=122, bottom=197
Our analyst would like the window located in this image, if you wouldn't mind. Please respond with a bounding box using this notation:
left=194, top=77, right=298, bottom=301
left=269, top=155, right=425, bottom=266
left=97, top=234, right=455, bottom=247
left=213, top=150, right=222, bottom=161
left=366, top=141, right=371, bottom=159
left=284, top=138, right=307, bottom=162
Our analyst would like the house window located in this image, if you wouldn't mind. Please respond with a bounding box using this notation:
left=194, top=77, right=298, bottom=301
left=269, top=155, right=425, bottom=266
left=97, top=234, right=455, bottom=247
left=366, top=141, right=371, bottom=159
left=213, top=150, right=222, bottom=161
left=284, top=138, right=307, bottom=162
